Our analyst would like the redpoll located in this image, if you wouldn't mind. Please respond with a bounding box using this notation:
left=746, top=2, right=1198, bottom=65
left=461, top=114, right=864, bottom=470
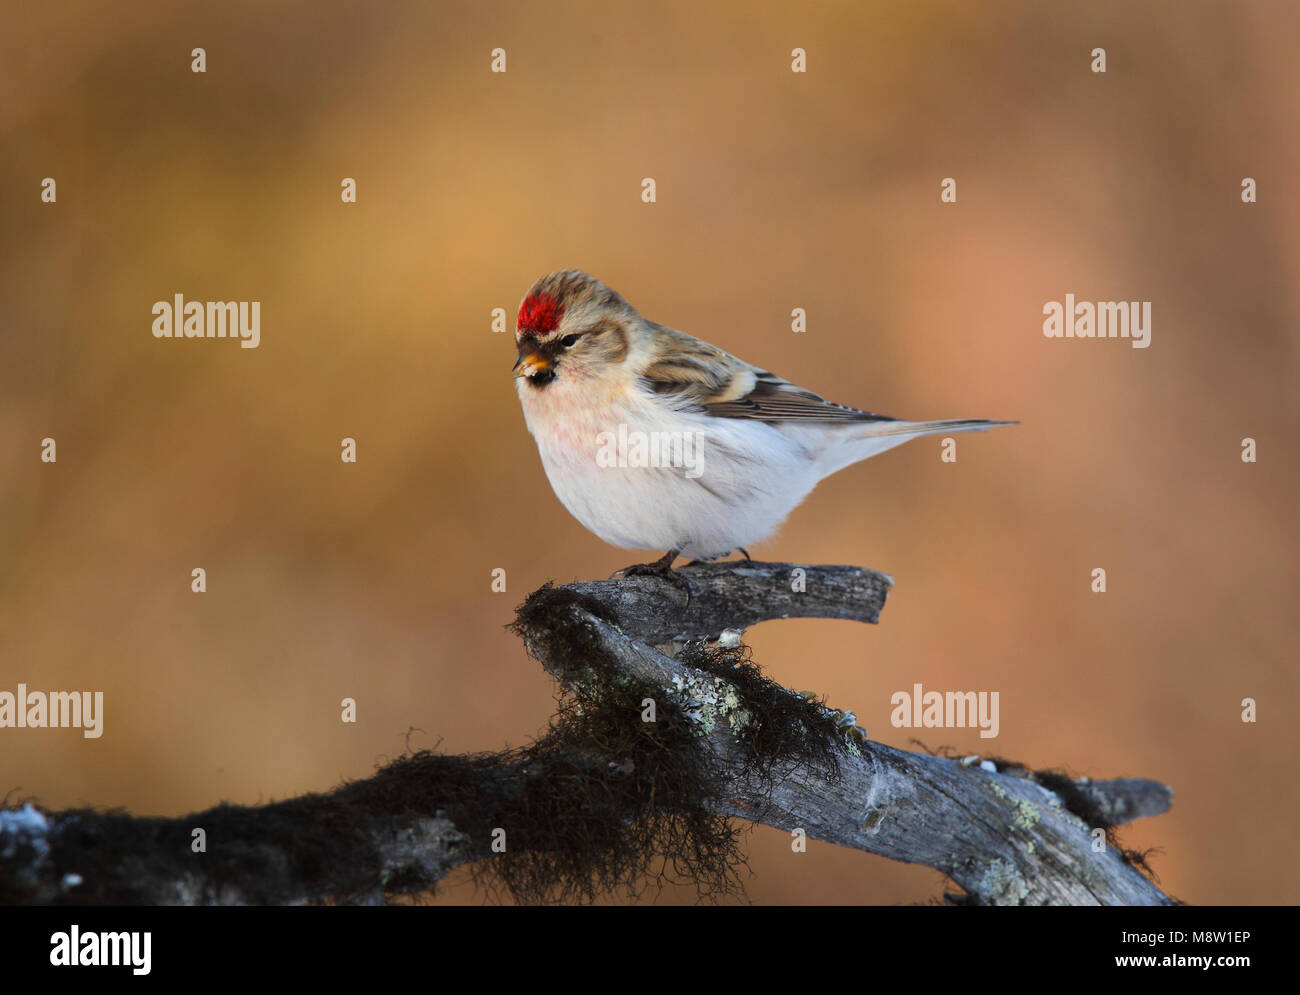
left=513, top=270, right=1014, bottom=571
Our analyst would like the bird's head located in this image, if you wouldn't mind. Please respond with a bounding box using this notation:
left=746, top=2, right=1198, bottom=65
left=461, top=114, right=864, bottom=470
left=513, top=270, right=637, bottom=391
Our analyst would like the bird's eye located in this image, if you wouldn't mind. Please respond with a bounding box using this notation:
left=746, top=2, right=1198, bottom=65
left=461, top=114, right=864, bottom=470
left=560, top=334, right=579, bottom=348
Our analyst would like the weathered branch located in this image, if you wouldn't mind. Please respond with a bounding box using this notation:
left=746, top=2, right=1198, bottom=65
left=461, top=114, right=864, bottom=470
left=0, top=562, right=1174, bottom=906
left=567, top=561, right=893, bottom=646
left=518, top=572, right=1174, bottom=906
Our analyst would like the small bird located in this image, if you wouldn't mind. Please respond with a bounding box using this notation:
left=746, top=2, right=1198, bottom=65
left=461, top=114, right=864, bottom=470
left=512, top=269, right=1014, bottom=577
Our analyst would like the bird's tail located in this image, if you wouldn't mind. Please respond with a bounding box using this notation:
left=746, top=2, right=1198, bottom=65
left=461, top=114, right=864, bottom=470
left=818, top=417, right=1018, bottom=477
left=861, top=417, right=1018, bottom=438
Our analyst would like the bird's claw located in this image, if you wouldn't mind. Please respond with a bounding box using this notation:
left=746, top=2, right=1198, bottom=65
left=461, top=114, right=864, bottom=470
left=611, top=550, right=692, bottom=606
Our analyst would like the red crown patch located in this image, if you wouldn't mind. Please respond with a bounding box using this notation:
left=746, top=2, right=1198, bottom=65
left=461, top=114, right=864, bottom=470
left=518, top=292, right=564, bottom=334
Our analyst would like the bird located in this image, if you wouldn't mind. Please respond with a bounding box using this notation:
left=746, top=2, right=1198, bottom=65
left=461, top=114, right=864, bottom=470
left=511, top=269, right=1014, bottom=580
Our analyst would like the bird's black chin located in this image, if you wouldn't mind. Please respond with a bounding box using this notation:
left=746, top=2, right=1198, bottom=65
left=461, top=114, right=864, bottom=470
left=526, top=369, right=556, bottom=388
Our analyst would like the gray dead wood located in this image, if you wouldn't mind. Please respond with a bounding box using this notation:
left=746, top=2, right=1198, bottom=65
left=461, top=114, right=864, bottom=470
left=525, top=563, right=1174, bottom=906
left=567, top=560, right=893, bottom=646
left=0, top=562, right=1174, bottom=906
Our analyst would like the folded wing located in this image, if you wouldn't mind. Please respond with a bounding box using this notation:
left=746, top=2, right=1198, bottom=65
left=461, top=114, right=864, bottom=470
left=639, top=322, right=898, bottom=423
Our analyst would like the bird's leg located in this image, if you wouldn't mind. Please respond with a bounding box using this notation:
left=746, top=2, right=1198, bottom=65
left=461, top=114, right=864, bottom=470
left=612, top=549, right=692, bottom=603
left=614, top=548, right=680, bottom=577
left=684, top=547, right=750, bottom=567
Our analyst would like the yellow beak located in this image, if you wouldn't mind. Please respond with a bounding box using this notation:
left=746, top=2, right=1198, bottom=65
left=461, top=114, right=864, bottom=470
left=512, top=350, right=551, bottom=378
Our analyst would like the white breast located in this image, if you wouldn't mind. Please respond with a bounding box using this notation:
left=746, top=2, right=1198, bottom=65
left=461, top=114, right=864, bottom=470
left=517, top=375, right=825, bottom=559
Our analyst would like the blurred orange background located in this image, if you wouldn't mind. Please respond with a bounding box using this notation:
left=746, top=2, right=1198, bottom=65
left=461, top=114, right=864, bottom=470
left=2, top=0, right=1297, bottom=905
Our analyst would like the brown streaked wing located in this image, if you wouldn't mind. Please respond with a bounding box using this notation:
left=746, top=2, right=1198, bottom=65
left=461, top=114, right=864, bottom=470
left=639, top=324, right=898, bottom=423
left=639, top=323, right=757, bottom=404
left=703, top=372, right=898, bottom=423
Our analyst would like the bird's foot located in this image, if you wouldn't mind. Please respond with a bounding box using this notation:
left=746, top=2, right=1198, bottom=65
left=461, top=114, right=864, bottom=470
left=684, top=547, right=751, bottom=567
left=612, top=549, right=692, bottom=605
